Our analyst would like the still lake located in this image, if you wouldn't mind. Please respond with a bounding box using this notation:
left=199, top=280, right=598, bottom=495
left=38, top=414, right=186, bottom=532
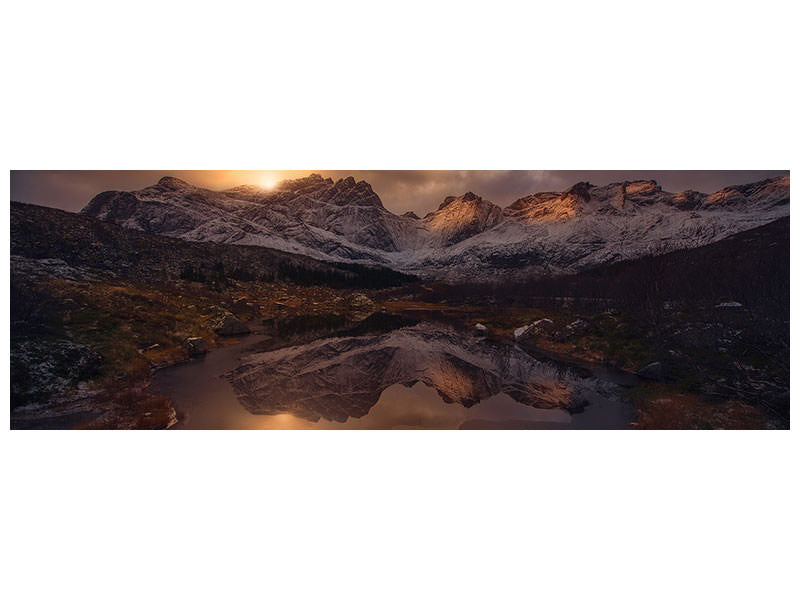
left=153, top=322, right=636, bottom=429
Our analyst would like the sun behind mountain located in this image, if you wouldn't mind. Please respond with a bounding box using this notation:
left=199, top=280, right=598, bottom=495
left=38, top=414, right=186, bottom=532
left=258, top=174, right=278, bottom=189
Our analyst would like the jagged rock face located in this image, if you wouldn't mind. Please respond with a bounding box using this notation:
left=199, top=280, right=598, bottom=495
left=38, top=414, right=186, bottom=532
left=224, top=323, right=612, bottom=422
left=705, top=175, right=790, bottom=208
left=507, top=191, right=580, bottom=222
left=81, top=174, right=790, bottom=282
left=503, top=177, right=791, bottom=220
left=423, top=192, right=504, bottom=245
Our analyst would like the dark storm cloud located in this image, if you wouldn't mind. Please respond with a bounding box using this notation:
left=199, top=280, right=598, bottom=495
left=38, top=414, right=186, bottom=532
left=10, top=170, right=789, bottom=216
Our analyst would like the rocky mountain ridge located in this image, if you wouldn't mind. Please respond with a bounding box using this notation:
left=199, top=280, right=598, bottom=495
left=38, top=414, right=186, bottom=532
left=81, top=174, right=790, bottom=281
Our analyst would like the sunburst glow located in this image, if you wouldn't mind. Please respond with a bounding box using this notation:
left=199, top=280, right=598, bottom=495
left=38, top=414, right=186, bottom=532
left=258, top=174, right=278, bottom=189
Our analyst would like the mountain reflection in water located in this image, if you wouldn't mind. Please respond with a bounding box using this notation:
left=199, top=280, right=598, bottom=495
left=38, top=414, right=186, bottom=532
left=155, top=322, right=634, bottom=429
left=156, top=322, right=627, bottom=429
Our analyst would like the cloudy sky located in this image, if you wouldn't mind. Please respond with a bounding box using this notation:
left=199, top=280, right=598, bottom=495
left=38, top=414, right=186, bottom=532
left=10, top=170, right=788, bottom=216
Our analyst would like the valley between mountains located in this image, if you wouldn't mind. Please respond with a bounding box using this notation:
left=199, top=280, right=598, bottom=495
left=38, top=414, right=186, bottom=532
left=10, top=174, right=790, bottom=429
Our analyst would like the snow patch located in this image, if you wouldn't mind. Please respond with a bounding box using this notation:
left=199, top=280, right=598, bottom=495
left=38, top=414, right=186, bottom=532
left=716, top=301, right=744, bottom=308
left=514, top=325, right=533, bottom=339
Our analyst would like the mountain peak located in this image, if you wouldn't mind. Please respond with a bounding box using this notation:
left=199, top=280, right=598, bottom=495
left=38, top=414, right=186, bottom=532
left=276, top=173, right=333, bottom=191
left=326, top=177, right=383, bottom=208
left=157, top=176, right=193, bottom=190
left=705, top=175, right=790, bottom=208
left=564, top=181, right=593, bottom=202
left=426, top=192, right=503, bottom=244
left=438, top=191, right=485, bottom=210
left=624, top=179, right=662, bottom=195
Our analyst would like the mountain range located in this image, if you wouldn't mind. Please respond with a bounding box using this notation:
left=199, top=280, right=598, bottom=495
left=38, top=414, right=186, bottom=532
left=81, top=174, right=790, bottom=281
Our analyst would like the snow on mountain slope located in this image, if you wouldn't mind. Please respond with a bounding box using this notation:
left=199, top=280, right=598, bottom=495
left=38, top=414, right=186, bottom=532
left=423, top=192, right=504, bottom=245
left=81, top=174, right=790, bottom=281
left=83, top=174, right=421, bottom=264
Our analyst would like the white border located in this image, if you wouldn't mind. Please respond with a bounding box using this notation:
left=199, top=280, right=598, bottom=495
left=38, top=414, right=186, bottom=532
left=2, top=2, right=797, bottom=600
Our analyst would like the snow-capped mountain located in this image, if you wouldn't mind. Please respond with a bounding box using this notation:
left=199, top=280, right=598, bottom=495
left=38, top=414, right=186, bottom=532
left=82, top=174, right=424, bottom=262
left=81, top=174, right=789, bottom=281
left=423, top=192, right=504, bottom=245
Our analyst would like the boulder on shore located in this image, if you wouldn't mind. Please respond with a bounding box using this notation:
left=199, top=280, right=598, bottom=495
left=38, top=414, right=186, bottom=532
left=514, top=318, right=555, bottom=341
left=637, top=361, right=666, bottom=381
left=566, top=319, right=589, bottom=335
left=514, top=324, right=534, bottom=340
left=210, top=312, right=250, bottom=336
left=184, top=337, right=208, bottom=357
